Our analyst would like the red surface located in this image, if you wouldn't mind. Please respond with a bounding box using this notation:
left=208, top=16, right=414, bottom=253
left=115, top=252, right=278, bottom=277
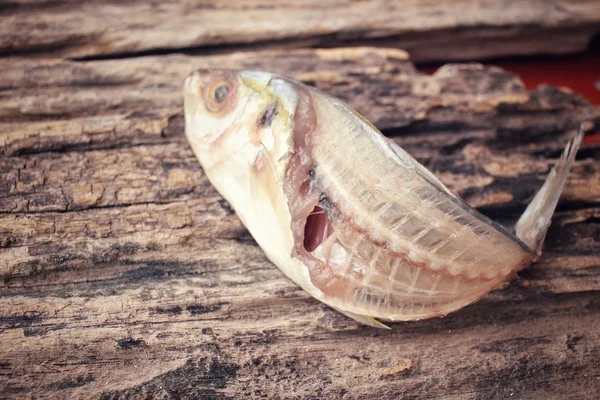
left=495, top=53, right=600, bottom=106
left=498, top=53, right=600, bottom=145
left=419, top=52, right=600, bottom=144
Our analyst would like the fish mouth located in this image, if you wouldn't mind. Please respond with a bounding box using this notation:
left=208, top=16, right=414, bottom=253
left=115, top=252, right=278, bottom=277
left=183, top=71, right=199, bottom=93
left=184, top=69, right=213, bottom=94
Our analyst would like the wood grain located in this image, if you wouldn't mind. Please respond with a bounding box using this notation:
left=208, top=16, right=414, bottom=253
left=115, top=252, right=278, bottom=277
left=1, top=47, right=599, bottom=399
left=1, top=0, right=600, bottom=62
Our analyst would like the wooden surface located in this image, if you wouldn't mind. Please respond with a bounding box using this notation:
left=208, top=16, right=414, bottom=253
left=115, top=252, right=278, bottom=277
left=1, top=4, right=600, bottom=398
left=2, top=0, right=600, bottom=62
left=1, top=46, right=599, bottom=399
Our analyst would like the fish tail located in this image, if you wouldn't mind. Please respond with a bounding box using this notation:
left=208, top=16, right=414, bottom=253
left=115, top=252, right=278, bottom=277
left=515, top=126, right=585, bottom=258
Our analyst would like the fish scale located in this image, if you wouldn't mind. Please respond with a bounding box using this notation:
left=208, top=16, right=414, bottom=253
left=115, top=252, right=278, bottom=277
left=323, top=213, right=497, bottom=318
left=310, top=91, right=527, bottom=282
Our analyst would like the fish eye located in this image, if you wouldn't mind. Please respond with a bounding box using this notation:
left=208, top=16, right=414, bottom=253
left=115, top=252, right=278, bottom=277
left=214, top=84, right=229, bottom=103
left=206, top=79, right=234, bottom=113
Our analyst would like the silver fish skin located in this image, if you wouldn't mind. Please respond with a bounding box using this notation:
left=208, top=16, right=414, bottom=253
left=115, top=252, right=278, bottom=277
left=184, top=69, right=583, bottom=328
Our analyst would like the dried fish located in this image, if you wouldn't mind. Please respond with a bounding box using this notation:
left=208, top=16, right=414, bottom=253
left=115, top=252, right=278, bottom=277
left=184, top=69, right=583, bottom=328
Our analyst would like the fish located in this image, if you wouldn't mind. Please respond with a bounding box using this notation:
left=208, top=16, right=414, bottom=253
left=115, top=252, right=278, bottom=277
left=183, top=69, right=584, bottom=328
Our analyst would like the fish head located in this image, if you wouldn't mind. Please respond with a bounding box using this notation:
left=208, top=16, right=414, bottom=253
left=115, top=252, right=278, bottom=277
left=185, top=68, right=299, bottom=234
left=184, top=68, right=298, bottom=168
left=184, top=69, right=324, bottom=298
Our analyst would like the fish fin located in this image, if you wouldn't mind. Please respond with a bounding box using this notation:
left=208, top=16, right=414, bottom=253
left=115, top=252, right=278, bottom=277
left=515, top=126, right=584, bottom=258
left=386, top=138, right=457, bottom=198
left=331, top=307, right=391, bottom=329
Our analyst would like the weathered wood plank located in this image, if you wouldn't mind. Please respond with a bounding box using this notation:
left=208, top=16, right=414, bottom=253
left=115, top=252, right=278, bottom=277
left=1, top=49, right=598, bottom=212
left=1, top=0, right=600, bottom=62
left=0, top=47, right=599, bottom=399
